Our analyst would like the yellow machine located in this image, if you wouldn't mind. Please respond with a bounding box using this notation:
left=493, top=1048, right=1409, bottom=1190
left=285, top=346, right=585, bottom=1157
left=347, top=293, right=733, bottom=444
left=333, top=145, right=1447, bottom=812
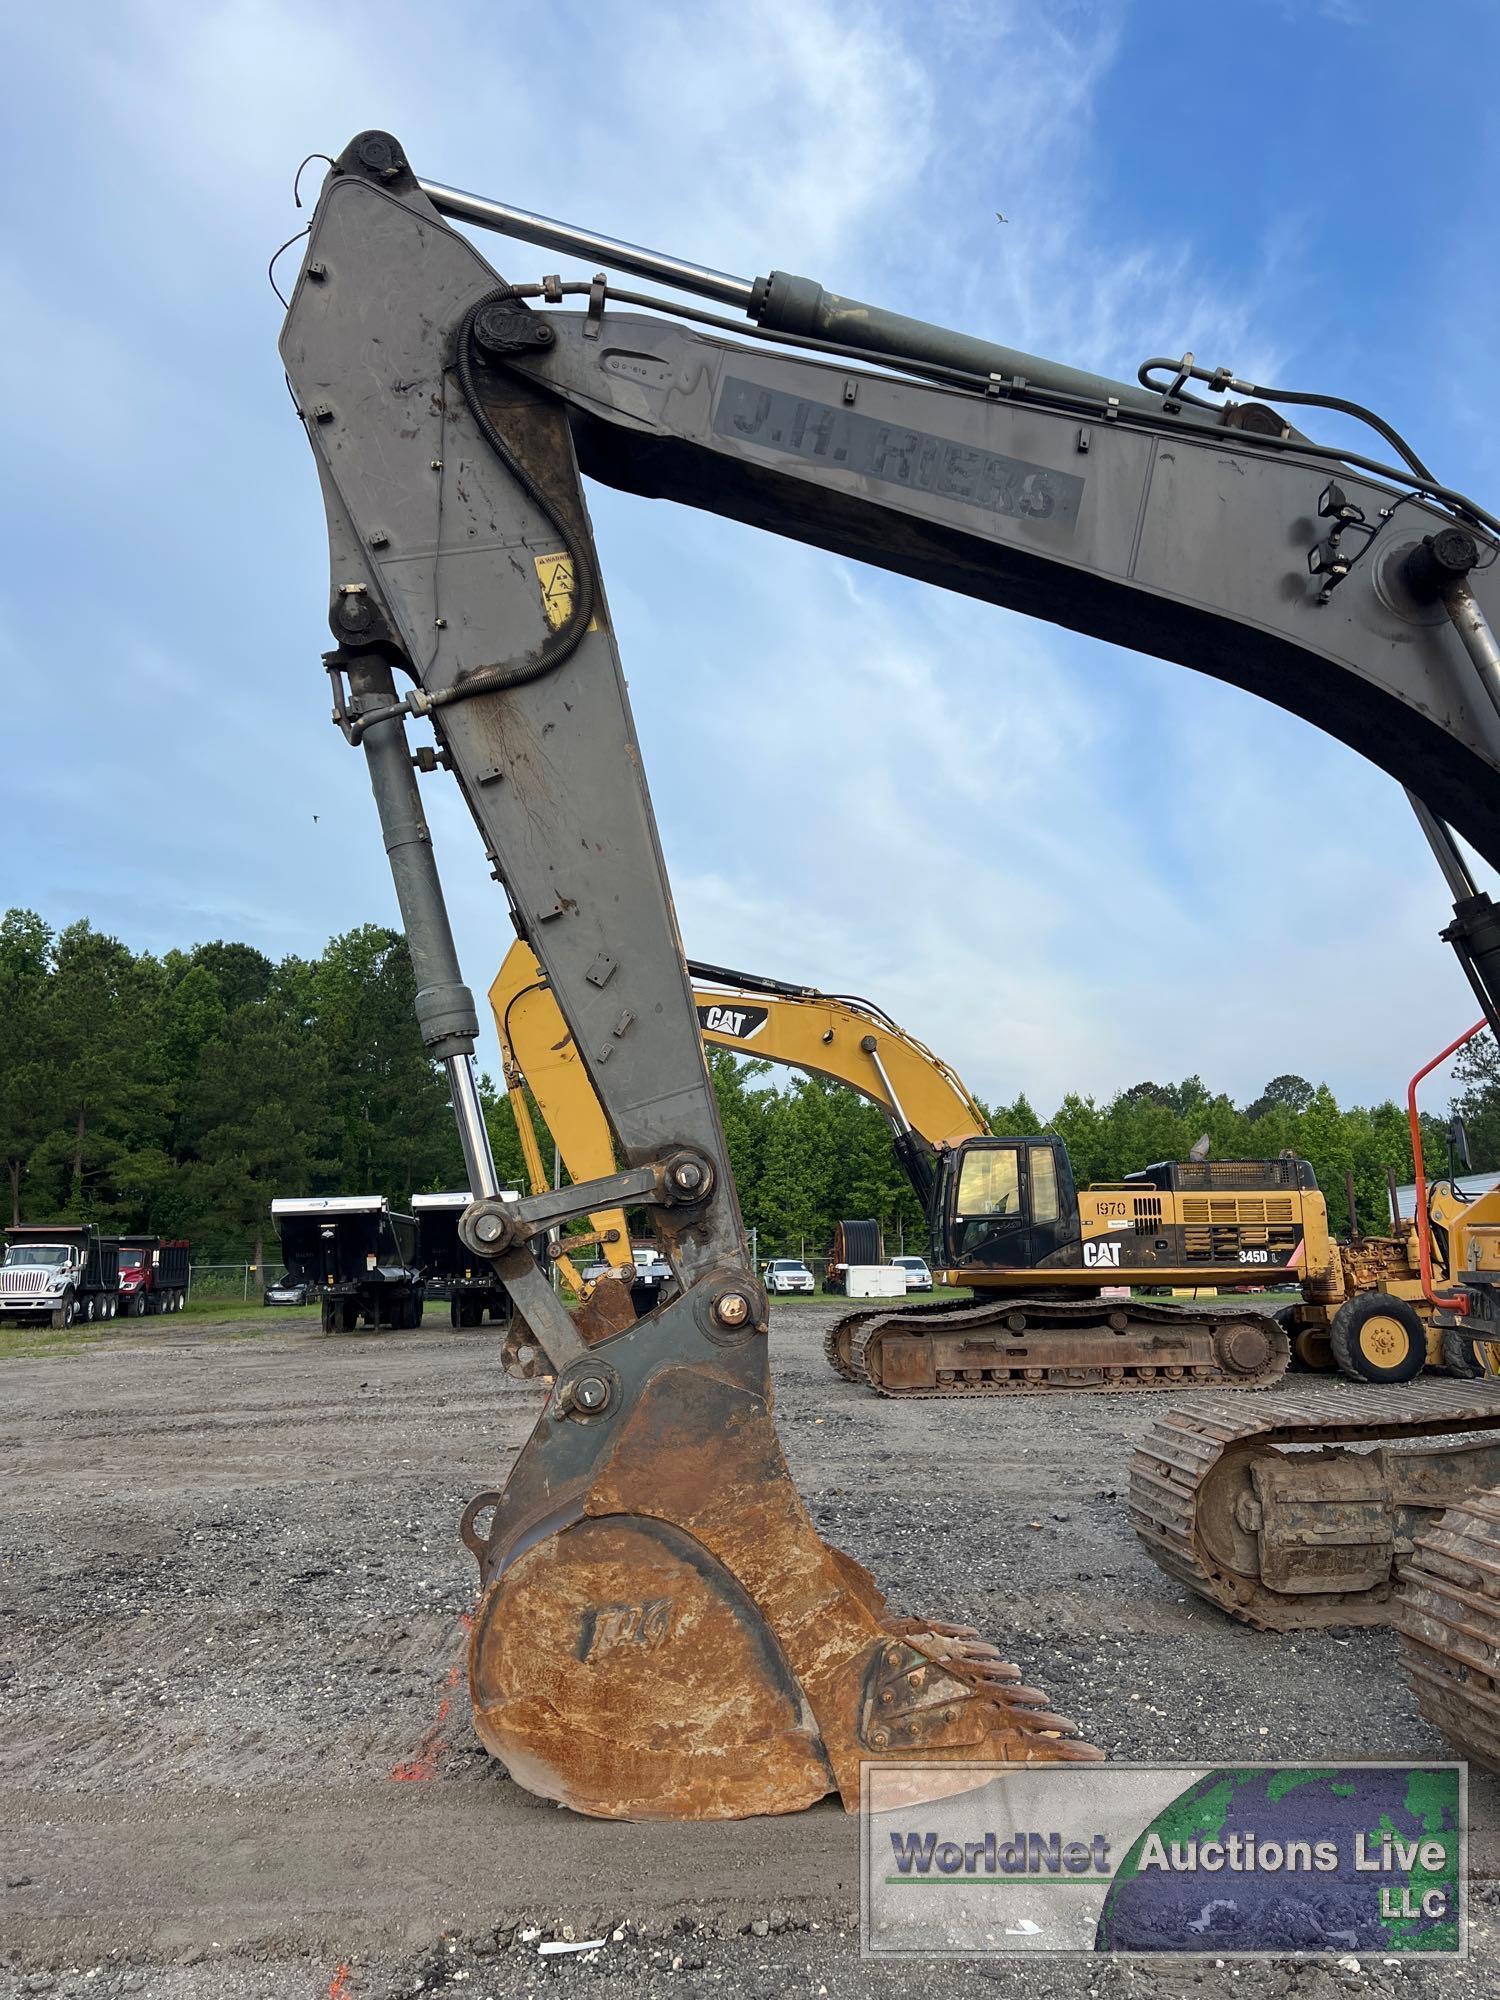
left=1278, top=1190, right=1498, bottom=1379
left=493, top=940, right=1347, bottom=1393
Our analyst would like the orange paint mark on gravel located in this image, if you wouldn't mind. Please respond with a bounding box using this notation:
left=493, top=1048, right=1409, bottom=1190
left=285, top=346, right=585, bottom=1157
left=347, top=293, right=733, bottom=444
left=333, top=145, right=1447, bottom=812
left=389, top=1694, right=452, bottom=1781
left=387, top=1610, right=475, bottom=1781
left=328, top=1963, right=354, bottom=1999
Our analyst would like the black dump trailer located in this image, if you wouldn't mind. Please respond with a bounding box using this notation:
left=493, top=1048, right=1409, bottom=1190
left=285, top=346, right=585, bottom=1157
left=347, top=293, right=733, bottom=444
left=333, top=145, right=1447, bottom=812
left=1, top=1223, right=119, bottom=1328
left=270, top=1196, right=423, bottom=1333
left=412, top=1190, right=519, bottom=1329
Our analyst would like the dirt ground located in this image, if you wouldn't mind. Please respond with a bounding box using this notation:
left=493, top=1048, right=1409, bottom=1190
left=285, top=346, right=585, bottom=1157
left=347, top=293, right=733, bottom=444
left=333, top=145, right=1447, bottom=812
left=1, top=1305, right=1494, bottom=2000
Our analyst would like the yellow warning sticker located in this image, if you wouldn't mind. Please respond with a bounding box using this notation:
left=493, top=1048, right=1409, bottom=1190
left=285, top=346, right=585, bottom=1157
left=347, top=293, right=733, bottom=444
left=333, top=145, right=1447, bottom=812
left=534, top=552, right=598, bottom=632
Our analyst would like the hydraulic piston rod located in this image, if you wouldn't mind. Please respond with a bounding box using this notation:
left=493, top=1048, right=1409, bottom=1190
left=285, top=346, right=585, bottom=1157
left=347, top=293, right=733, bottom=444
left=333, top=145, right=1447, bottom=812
left=341, top=656, right=500, bottom=1201
left=419, top=176, right=1173, bottom=418
left=419, top=178, right=755, bottom=309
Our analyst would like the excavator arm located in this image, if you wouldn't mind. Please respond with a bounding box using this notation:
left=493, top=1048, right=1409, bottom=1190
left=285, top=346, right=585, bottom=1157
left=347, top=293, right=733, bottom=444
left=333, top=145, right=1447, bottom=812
left=279, top=130, right=1500, bottom=1818
left=489, top=939, right=988, bottom=1282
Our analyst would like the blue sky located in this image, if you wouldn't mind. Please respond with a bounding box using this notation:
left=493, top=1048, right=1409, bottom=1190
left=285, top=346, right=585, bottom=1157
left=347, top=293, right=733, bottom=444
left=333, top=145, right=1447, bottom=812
left=4, top=0, right=1499, bottom=1115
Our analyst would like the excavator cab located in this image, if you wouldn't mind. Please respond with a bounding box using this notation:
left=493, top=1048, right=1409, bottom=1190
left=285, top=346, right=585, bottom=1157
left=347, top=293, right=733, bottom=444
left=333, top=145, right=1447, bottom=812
left=936, top=1136, right=1081, bottom=1272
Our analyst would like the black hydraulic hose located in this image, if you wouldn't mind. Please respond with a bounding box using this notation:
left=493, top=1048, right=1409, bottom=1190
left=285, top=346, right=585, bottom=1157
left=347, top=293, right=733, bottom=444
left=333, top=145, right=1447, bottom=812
left=1138, top=358, right=1436, bottom=483
left=344, top=288, right=599, bottom=745
left=686, top=957, right=822, bottom=1001
left=425, top=287, right=597, bottom=715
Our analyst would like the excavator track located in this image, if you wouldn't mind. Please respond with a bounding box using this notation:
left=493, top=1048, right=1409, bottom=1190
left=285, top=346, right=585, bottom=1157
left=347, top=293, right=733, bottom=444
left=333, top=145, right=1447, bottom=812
left=1130, top=1380, right=1500, bottom=1631
left=1396, top=1486, right=1500, bottom=1773
left=821, top=1295, right=978, bottom=1384
left=826, top=1294, right=1291, bottom=1396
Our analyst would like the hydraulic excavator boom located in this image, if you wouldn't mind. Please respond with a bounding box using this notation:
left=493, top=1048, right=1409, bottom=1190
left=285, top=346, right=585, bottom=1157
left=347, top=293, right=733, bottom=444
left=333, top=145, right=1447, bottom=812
left=490, top=938, right=986, bottom=1292
left=280, top=130, right=1500, bottom=1812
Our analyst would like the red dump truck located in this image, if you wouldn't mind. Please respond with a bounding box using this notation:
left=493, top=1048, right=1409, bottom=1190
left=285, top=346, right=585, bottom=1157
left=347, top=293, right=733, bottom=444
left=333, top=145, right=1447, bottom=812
left=108, top=1236, right=190, bottom=1316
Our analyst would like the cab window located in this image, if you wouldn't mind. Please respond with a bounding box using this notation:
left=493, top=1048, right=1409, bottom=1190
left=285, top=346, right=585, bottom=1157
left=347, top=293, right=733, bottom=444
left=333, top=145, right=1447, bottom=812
left=956, top=1146, right=1021, bottom=1217
left=1029, top=1145, right=1060, bottom=1225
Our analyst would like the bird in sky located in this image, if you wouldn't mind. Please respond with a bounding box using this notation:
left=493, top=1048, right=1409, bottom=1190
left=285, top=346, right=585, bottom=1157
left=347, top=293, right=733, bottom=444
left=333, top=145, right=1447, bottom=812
left=995, top=211, right=1009, bottom=223
left=312, top=814, right=320, bottom=823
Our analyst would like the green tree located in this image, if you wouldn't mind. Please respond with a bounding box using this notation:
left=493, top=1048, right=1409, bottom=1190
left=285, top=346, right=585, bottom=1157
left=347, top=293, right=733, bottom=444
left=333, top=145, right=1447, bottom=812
left=191, top=940, right=274, bottom=1013
left=181, top=1000, right=335, bottom=1272
left=1245, top=1073, right=1316, bottom=1121
left=1450, top=1031, right=1500, bottom=1172
left=312, top=925, right=464, bottom=1198
left=33, top=922, right=160, bottom=1217
left=0, top=910, right=58, bottom=1225
left=985, top=1090, right=1039, bottom=1135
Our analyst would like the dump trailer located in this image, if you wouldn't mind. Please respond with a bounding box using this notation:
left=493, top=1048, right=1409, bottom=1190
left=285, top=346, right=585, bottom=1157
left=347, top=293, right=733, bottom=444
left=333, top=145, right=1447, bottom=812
left=270, top=1197, right=423, bottom=1333
left=1, top=1225, right=119, bottom=1328
left=283, top=130, right=1500, bottom=1809
left=108, top=1235, right=190, bottom=1316
left=414, top=1190, right=519, bottom=1327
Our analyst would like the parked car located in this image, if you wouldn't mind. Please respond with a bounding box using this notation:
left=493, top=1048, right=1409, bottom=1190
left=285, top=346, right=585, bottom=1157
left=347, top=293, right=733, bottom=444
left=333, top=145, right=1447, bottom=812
left=891, top=1255, right=933, bottom=1292
left=264, top=1274, right=311, bottom=1307
left=764, top=1258, right=815, bottom=1295
left=578, top=1247, right=674, bottom=1315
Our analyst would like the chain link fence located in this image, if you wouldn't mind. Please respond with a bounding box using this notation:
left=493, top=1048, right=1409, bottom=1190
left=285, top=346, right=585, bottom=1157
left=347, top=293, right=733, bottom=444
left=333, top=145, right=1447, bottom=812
left=187, top=1262, right=267, bottom=1303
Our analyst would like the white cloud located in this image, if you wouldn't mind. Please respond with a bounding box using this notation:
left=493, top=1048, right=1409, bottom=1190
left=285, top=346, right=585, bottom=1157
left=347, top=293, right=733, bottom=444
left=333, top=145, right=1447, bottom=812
left=2, top=0, right=1490, bottom=1136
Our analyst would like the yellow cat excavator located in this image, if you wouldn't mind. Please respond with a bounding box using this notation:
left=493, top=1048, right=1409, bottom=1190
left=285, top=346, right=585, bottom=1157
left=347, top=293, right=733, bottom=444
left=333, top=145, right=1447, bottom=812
left=282, top=133, right=1500, bottom=1808
left=494, top=938, right=1338, bottom=1393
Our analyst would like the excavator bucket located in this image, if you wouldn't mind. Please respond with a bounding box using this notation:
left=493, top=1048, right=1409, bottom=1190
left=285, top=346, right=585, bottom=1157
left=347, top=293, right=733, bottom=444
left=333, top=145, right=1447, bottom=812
left=460, top=1285, right=1100, bottom=1819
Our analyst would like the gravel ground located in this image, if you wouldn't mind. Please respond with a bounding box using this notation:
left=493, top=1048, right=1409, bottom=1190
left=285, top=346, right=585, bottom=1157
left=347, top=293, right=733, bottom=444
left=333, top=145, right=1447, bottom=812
left=0, top=1306, right=1494, bottom=1999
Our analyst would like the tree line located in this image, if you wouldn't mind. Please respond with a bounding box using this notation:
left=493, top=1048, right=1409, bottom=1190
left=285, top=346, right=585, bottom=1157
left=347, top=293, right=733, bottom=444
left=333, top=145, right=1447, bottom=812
left=1, top=908, right=1491, bottom=1269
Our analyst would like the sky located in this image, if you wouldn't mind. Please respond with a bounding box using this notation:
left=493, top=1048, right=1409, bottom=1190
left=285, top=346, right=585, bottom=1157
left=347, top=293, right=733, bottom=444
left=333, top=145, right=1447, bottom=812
left=4, top=0, right=1500, bottom=1118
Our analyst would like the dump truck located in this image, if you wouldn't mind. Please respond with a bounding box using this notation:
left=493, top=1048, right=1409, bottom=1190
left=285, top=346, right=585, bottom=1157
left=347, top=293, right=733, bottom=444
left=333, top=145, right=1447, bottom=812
left=413, top=1189, right=519, bottom=1327
left=108, top=1235, right=190, bottom=1316
left=270, top=1196, right=423, bottom=1333
left=282, top=130, right=1500, bottom=1807
left=1, top=1224, right=119, bottom=1328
